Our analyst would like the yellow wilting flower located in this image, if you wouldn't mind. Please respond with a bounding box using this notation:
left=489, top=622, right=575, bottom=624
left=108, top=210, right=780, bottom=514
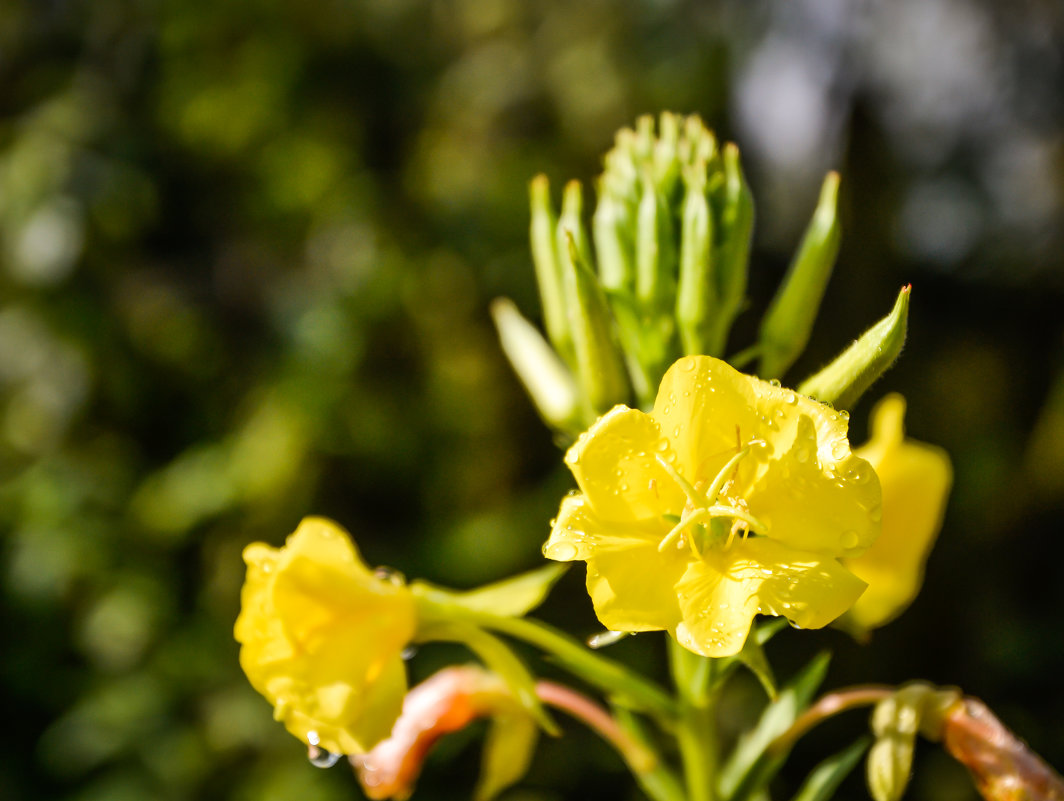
left=235, top=517, right=418, bottom=755
left=544, top=355, right=882, bottom=657
left=842, top=394, right=952, bottom=633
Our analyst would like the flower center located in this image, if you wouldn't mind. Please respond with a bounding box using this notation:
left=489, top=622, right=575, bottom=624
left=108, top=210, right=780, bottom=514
left=655, top=441, right=766, bottom=556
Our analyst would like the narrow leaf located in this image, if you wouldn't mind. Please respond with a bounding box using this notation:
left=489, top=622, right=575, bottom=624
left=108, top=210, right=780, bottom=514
left=790, top=737, right=871, bottom=801
left=718, top=651, right=832, bottom=801
left=448, top=563, right=569, bottom=618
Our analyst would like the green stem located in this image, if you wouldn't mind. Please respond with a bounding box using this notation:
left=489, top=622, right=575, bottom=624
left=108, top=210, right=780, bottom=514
left=669, top=638, right=718, bottom=801
left=462, top=610, right=678, bottom=722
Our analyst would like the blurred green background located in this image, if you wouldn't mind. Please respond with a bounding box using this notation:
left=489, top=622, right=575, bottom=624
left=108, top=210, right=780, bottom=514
left=2, top=1, right=1064, bottom=799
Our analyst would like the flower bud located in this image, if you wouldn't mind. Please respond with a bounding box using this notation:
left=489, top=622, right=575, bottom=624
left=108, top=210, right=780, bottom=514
left=759, top=171, right=841, bottom=378
left=675, top=167, right=717, bottom=355
left=798, top=285, right=910, bottom=411
left=528, top=175, right=572, bottom=364
left=490, top=298, right=579, bottom=433
left=561, top=231, right=631, bottom=416
left=707, top=143, right=754, bottom=357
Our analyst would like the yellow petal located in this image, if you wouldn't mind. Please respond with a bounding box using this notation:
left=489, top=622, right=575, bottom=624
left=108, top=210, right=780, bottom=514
left=585, top=540, right=688, bottom=633
left=746, top=415, right=882, bottom=555
left=564, top=405, right=685, bottom=523
left=650, top=356, right=762, bottom=485
left=674, top=538, right=867, bottom=657
left=844, top=395, right=952, bottom=631
left=235, top=517, right=418, bottom=754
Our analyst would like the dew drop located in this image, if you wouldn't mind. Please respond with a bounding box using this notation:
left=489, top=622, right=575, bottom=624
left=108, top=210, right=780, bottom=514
left=374, top=566, right=406, bottom=586
left=401, top=645, right=418, bottom=660
left=787, top=619, right=804, bottom=630
left=830, top=441, right=848, bottom=459
left=769, top=378, right=782, bottom=387
left=682, top=359, right=697, bottom=371
left=795, top=447, right=810, bottom=464
left=546, top=542, right=578, bottom=561
left=673, top=426, right=682, bottom=438
left=869, top=506, right=883, bottom=523
left=846, top=464, right=871, bottom=484
left=587, top=630, right=631, bottom=649
left=783, top=391, right=797, bottom=405
left=839, top=410, right=850, bottom=421
left=308, top=744, right=342, bottom=769
left=842, top=530, right=860, bottom=549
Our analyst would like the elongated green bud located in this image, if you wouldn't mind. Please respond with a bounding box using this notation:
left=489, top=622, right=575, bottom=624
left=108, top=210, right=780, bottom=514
left=562, top=231, right=630, bottom=417
left=490, top=298, right=579, bottom=433
left=707, top=143, right=754, bottom=356
left=759, top=171, right=842, bottom=378
left=528, top=176, right=571, bottom=362
left=798, top=285, right=910, bottom=410
left=558, top=180, right=593, bottom=272
left=675, top=169, right=716, bottom=355
left=635, top=179, right=676, bottom=311
left=592, top=191, right=634, bottom=293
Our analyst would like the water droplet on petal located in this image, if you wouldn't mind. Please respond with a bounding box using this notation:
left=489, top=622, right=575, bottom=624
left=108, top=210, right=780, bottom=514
left=783, top=391, right=797, bottom=405
left=545, top=542, right=578, bottom=561
left=842, top=530, right=860, bottom=549
left=869, top=506, right=883, bottom=523
left=795, top=447, right=810, bottom=464
left=374, top=566, right=406, bottom=586
left=401, top=646, right=418, bottom=660
left=769, top=378, right=782, bottom=387
left=587, top=630, right=631, bottom=649
left=682, top=359, right=697, bottom=371
left=839, top=410, right=850, bottom=421
left=308, top=744, right=342, bottom=768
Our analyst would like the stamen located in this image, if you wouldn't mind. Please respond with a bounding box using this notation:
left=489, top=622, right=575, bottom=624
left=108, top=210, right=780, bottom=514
left=654, top=455, right=710, bottom=508
left=703, top=446, right=751, bottom=506
left=657, top=508, right=714, bottom=553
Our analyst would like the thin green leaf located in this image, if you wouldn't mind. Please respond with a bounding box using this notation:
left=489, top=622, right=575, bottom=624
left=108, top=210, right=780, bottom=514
left=718, top=651, right=832, bottom=801
left=447, top=563, right=569, bottom=618
left=790, top=737, right=871, bottom=801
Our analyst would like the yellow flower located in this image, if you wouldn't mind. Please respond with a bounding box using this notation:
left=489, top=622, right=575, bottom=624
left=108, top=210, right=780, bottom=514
left=544, top=355, right=882, bottom=657
left=842, top=394, right=951, bottom=632
left=234, top=517, right=418, bottom=754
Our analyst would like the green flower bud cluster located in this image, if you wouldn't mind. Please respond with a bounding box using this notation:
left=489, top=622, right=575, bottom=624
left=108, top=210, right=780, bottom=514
left=492, top=112, right=910, bottom=437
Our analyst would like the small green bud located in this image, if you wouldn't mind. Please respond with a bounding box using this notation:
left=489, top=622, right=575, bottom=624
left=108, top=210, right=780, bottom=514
left=592, top=190, right=634, bottom=293
left=866, top=682, right=961, bottom=801
left=558, top=180, right=593, bottom=272
left=528, top=175, right=571, bottom=363
left=489, top=298, right=579, bottom=433
left=707, top=143, right=754, bottom=356
left=675, top=168, right=717, bottom=355
left=562, top=231, right=630, bottom=417
left=635, top=177, right=676, bottom=311
left=759, top=171, right=842, bottom=378
left=867, top=684, right=924, bottom=801
left=798, top=285, right=910, bottom=410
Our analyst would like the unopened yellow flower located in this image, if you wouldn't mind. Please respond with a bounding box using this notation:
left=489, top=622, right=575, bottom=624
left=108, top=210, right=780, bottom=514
left=842, top=394, right=951, bottom=632
left=544, top=355, right=882, bottom=657
left=235, top=517, right=418, bottom=754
